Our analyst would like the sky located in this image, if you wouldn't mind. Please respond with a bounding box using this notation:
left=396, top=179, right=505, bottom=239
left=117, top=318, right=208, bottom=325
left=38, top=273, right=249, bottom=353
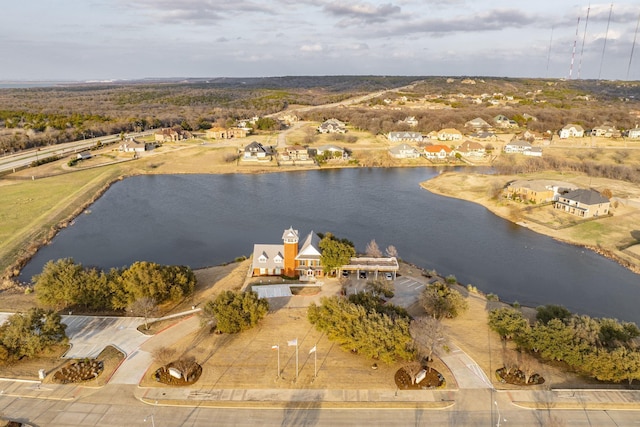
left=2, top=1, right=639, bottom=81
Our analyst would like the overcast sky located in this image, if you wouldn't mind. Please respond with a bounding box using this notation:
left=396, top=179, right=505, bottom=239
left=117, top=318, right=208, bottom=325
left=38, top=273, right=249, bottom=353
left=2, top=1, right=639, bottom=81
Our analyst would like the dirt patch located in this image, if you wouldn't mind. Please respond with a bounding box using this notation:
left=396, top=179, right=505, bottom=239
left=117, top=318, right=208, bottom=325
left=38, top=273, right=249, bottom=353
left=0, top=344, right=68, bottom=380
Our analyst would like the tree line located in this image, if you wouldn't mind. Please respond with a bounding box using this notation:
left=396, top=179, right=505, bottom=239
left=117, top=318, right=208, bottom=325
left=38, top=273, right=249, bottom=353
left=33, top=258, right=196, bottom=313
left=489, top=305, right=640, bottom=385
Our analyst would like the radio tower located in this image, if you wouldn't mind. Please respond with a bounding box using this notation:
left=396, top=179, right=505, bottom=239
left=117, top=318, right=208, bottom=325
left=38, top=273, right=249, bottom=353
left=577, top=4, right=591, bottom=79
left=569, top=16, right=581, bottom=79
left=598, top=4, right=613, bottom=80
left=628, top=12, right=640, bottom=80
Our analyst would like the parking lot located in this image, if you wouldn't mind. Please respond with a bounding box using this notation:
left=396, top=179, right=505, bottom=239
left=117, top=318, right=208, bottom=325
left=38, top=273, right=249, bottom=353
left=344, top=273, right=426, bottom=309
left=60, top=315, right=149, bottom=358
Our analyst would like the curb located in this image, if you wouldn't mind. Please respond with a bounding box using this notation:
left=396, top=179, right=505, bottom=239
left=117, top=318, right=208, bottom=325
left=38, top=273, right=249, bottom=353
left=138, top=396, right=455, bottom=410
left=512, top=401, right=640, bottom=411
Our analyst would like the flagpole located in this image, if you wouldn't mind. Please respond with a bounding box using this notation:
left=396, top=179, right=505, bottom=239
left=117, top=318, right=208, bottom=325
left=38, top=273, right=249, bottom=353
left=314, top=349, right=317, bottom=378
left=295, top=338, right=299, bottom=381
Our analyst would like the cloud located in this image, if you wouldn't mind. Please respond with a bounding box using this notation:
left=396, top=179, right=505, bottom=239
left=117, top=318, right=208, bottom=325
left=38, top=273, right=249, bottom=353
left=323, top=2, right=402, bottom=25
left=300, top=43, right=324, bottom=52
left=120, top=0, right=275, bottom=23
left=372, top=8, right=540, bottom=37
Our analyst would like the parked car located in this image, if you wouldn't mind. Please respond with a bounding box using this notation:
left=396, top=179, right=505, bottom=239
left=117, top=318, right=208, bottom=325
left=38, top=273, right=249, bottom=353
left=342, top=270, right=350, bottom=278
left=385, top=272, right=393, bottom=280
left=359, top=271, right=367, bottom=279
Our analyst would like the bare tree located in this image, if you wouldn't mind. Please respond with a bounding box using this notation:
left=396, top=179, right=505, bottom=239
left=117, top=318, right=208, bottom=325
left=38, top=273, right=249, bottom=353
left=518, top=352, right=541, bottom=384
left=403, top=360, right=423, bottom=385
left=365, top=239, right=382, bottom=257
left=128, top=297, right=158, bottom=330
left=152, top=346, right=176, bottom=366
left=385, top=245, right=398, bottom=258
left=410, top=316, right=446, bottom=364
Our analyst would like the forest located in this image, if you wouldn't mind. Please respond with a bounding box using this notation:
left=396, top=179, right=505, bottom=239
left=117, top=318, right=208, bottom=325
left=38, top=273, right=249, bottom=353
left=1, top=76, right=639, bottom=153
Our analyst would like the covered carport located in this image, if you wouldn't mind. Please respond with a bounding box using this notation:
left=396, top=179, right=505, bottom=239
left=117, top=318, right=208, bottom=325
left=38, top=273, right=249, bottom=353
left=340, top=256, right=399, bottom=279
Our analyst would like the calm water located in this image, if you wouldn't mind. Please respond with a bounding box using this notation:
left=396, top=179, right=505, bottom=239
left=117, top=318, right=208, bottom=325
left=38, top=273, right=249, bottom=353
left=20, top=168, right=640, bottom=323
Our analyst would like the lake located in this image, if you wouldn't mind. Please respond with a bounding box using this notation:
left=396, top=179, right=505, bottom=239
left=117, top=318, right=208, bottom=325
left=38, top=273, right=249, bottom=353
left=20, top=168, right=640, bottom=323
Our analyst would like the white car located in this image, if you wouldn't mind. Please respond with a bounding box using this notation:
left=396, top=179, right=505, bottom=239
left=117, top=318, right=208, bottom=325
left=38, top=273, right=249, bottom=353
left=385, top=272, right=393, bottom=280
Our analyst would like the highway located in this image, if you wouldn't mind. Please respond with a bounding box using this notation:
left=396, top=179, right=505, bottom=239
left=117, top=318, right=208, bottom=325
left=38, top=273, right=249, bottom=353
left=0, top=131, right=153, bottom=174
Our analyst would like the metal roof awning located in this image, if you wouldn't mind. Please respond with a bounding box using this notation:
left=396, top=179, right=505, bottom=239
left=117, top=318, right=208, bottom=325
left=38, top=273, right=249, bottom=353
left=252, top=285, right=293, bottom=299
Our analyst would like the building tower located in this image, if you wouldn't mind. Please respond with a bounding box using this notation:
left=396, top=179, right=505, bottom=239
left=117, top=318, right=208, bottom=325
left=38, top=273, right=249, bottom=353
left=282, top=227, right=299, bottom=277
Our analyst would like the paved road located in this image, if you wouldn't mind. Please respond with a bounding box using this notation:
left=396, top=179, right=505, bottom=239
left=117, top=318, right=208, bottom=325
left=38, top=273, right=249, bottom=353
left=0, top=131, right=153, bottom=174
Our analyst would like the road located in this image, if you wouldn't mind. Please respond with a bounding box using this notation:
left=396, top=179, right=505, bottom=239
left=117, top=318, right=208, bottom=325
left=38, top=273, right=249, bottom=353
left=0, top=131, right=153, bottom=174
left=2, top=384, right=639, bottom=426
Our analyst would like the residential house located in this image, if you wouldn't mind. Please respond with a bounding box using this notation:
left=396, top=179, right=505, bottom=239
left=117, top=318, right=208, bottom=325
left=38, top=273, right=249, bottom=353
left=284, top=145, right=309, bottom=161
left=455, top=140, right=485, bottom=158
left=119, top=139, right=148, bottom=153
left=465, top=117, right=491, bottom=130
left=522, top=113, right=538, bottom=122
left=470, top=131, right=498, bottom=141
left=400, top=116, right=418, bottom=127
left=277, top=113, right=299, bottom=126
left=76, top=151, right=92, bottom=160
left=251, top=227, right=324, bottom=280
left=242, top=141, right=273, bottom=160
left=505, top=180, right=577, bottom=204
left=424, top=145, right=454, bottom=160
left=318, top=118, right=346, bottom=134
left=154, top=128, right=191, bottom=143
left=315, top=145, right=348, bottom=159
left=554, top=189, right=610, bottom=218
left=494, top=115, right=517, bottom=129
left=503, top=140, right=533, bottom=153
left=591, top=126, right=621, bottom=138
left=205, top=127, right=247, bottom=139
left=387, top=131, right=423, bottom=143
left=523, top=147, right=543, bottom=157
left=628, top=127, right=640, bottom=139
left=559, top=124, right=585, bottom=139
left=436, top=128, right=463, bottom=141
left=389, top=143, right=421, bottom=159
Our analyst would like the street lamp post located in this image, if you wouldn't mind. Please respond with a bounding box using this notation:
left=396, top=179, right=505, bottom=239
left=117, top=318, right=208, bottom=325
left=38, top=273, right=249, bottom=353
left=494, top=400, right=500, bottom=427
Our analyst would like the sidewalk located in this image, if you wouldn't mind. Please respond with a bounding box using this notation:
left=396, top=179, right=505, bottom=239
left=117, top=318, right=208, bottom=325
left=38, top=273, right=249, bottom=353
left=136, top=386, right=455, bottom=409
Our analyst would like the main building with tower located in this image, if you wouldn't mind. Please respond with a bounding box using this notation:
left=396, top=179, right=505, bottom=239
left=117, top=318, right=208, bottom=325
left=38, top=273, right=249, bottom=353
left=251, top=227, right=324, bottom=281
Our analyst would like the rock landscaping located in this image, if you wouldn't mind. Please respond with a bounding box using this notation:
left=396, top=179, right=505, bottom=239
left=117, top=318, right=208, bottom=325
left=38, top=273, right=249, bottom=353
left=496, top=367, right=545, bottom=386
left=53, top=359, right=104, bottom=384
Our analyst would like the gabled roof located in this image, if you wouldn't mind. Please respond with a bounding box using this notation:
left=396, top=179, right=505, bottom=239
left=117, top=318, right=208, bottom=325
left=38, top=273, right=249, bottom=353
left=424, top=145, right=452, bottom=153
left=438, top=128, right=462, bottom=135
left=251, top=244, right=285, bottom=270
left=562, top=124, right=584, bottom=132
left=457, top=140, right=484, bottom=152
left=466, top=117, right=490, bottom=127
left=505, top=140, right=532, bottom=148
left=561, top=189, right=609, bottom=205
left=389, top=143, right=418, bottom=155
left=282, top=227, right=299, bottom=242
left=296, top=231, right=322, bottom=260
left=388, top=131, right=422, bottom=139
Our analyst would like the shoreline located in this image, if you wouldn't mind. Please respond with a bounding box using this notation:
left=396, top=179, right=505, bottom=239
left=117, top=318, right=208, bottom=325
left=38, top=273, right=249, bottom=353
left=5, top=161, right=638, bottom=289
left=419, top=178, right=640, bottom=276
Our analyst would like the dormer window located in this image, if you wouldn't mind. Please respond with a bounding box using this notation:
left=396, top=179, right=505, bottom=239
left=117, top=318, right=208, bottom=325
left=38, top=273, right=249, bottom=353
left=274, top=253, right=283, bottom=263
left=258, top=253, right=267, bottom=263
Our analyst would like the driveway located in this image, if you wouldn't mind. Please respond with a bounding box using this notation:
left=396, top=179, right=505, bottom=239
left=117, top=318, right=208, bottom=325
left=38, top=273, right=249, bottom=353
left=60, top=315, right=150, bottom=359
